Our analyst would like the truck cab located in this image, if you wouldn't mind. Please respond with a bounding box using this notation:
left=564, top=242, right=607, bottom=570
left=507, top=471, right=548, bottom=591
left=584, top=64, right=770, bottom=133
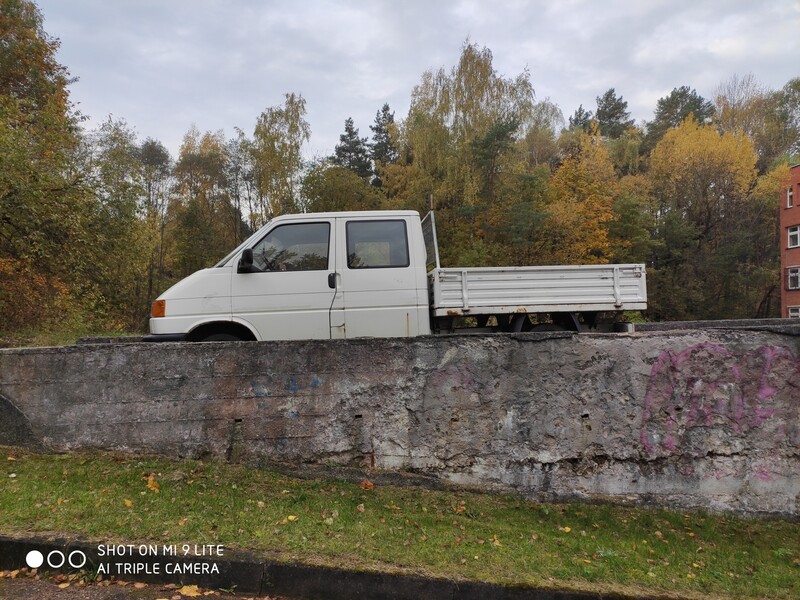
left=147, top=211, right=433, bottom=342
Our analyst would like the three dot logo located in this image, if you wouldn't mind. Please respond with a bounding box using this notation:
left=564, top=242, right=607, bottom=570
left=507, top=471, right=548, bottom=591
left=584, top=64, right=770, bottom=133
left=25, top=548, right=86, bottom=570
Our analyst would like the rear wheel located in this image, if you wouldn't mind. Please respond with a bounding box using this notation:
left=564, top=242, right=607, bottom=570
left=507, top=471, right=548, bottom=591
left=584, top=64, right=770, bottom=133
left=508, top=314, right=533, bottom=332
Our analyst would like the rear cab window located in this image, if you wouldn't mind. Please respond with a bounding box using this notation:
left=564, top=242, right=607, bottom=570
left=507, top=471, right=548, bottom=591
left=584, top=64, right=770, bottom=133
left=346, top=220, right=409, bottom=269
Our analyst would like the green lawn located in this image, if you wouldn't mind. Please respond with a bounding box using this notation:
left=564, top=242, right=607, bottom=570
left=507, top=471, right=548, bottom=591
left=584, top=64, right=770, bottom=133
left=2, top=447, right=798, bottom=599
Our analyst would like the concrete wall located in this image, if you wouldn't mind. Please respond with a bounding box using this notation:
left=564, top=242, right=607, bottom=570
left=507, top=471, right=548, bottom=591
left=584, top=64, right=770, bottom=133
left=1, top=328, right=799, bottom=516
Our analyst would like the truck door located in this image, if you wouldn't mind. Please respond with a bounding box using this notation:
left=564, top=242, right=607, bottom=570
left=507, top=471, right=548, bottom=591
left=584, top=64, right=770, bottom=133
left=334, top=217, right=424, bottom=338
left=231, top=219, right=337, bottom=340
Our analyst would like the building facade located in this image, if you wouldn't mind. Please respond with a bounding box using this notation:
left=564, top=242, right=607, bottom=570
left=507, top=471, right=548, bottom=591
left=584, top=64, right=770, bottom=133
left=781, top=164, right=800, bottom=317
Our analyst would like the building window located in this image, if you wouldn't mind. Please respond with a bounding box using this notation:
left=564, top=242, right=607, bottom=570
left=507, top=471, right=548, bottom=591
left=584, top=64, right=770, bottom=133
left=789, top=306, right=800, bottom=318
left=788, top=267, right=800, bottom=290
left=789, top=186, right=795, bottom=208
left=790, top=226, right=800, bottom=249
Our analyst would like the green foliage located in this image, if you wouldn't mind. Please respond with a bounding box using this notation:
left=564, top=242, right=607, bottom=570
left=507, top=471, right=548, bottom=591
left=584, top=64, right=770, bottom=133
left=646, top=118, right=773, bottom=319
left=251, top=92, right=311, bottom=219
left=567, top=104, right=592, bottom=131
left=332, top=117, right=372, bottom=179
left=301, top=162, right=384, bottom=213
left=642, top=86, right=714, bottom=154
left=169, top=128, right=248, bottom=278
left=369, top=102, right=399, bottom=188
left=594, top=88, right=634, bottom=139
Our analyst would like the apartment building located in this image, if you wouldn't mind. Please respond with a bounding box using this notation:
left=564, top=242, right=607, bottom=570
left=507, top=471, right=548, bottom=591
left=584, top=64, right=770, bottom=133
left=781, top=163, right=800, bottom=317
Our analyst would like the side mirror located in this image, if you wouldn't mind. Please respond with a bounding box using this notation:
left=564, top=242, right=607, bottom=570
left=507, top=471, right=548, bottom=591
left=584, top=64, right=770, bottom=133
left=237, top=248, right=255, bottom=273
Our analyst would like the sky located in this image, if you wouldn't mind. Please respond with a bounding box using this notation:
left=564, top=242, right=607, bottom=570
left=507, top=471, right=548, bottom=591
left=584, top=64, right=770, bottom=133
left=36, top=0, right=800, bottom=160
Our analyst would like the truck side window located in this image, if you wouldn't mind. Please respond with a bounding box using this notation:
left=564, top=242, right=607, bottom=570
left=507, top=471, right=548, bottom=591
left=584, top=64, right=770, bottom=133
left=251, top=222, right=330, bottom=271
left=346, top=220, right=409, bottom=269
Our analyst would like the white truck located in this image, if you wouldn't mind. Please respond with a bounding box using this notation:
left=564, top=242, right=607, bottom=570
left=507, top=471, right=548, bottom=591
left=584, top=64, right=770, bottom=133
left=146, top=210, right=647, bottom=342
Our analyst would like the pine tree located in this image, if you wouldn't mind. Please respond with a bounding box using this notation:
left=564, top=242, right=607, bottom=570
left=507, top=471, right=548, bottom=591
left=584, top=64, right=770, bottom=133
left=568, top=105, right=593, bottom=131
left=369, top=103, right=399, bottom=187
left=595, top=89, right=634, bottom=138
left=642, top=86, right=714, bottom=153
left=332, top=117, right=371, bottom=179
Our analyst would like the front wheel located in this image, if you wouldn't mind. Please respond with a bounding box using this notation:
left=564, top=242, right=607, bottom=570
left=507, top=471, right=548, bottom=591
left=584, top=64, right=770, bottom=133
left=200, top=333, right=243, bottom=342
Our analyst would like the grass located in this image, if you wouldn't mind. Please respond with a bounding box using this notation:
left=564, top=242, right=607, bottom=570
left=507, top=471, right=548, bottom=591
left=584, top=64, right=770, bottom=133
left=1, top=447, right=799, bottom=599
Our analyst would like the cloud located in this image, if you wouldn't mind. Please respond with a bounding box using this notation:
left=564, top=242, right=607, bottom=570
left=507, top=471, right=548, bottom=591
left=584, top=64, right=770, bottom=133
left=36, top=0, right=800, bottom=157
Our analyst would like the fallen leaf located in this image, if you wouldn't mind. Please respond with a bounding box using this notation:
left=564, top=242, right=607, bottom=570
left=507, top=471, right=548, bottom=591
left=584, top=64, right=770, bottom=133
left=178, top=517, right=188, bottom=526
left=359, top=479, right=374, bottom=490
left=58, top=582, right=70, bottom=589
left=124, top=498, right=133, bottom=508
left=287, top=515, right=298, bottom=522
left=357, top=503, right=365, bottom=513
left=134, top=582, right=147, bottom=589
left=177, top=584, right=202, bottom=597
left=147, top=473, right=161, bottom=493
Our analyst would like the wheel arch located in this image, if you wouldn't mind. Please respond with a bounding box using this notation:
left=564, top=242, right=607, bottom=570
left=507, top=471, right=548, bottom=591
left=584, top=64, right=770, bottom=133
left=187, top=321, right=258, bottom=342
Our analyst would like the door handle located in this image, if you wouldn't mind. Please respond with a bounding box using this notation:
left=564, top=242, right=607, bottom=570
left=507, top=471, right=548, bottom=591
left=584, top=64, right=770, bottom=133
left=328, top=272, right=337, bottom=289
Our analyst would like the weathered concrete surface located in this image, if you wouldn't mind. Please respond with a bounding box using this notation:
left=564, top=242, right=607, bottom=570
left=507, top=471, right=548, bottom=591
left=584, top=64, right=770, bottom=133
left=1, top=329, right=799, bottom=516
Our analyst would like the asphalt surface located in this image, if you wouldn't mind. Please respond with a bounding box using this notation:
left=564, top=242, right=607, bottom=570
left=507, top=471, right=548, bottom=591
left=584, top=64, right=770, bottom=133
left=0, top=534, right=623, bottom=600
left=0, top=575, right=288, bottom=600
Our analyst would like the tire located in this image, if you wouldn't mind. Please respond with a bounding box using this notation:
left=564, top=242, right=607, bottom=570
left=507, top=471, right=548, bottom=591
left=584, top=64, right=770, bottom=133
left=200, top=333, right=242, bottom=342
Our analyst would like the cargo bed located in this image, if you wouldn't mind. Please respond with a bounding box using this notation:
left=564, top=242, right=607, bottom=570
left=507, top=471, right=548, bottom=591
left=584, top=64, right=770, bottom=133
left=429, top=264, right=647, bottom=317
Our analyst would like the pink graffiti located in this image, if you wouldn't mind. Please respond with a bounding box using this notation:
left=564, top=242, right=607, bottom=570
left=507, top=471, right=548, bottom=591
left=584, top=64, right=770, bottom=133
left=640, top=343, right=800, bottom=457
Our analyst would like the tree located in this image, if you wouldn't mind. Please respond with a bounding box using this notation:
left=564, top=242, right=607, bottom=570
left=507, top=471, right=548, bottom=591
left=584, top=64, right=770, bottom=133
left=471, top=118, right=519, bottom=204
left=405, top=41, right=534, bottom=264
left=250, top=92, right=310, bottom=220
left=776, top=78, right=800, bottom=158
left=138, top=137, right=173, bottom=313
left=332, top=117, right=371, bottom=179
left=0, top=0, right=91, bottom=332
left=0, top=0, right=71, bottom=113
left=607, top=175, right=653, bottom=264
left=369, top=103, right=399, bottom=187
left=520, top=99, right=564, bottom=168
left=225, top=129, right=257, bottom=230
left=607, top=126, right=643, bottom=176
left=714, top=73, right=779, bottom=172
left=758, top=78, right=800, bottom=169
left=642, top=86, right=714, bottom=154
left=170, top=128, right=247, bottom=277
left=646, top=118, right=762, bottom=319
left=715, top=73, right=767, bottom=137
left=301, top=161, right=384, bottom=213
left=83, top=118, right=153, bottom=328
left=567, top=104, right=593, bottom=131
left=544, top=129, right=617, bottom=264
left=595, top=88, right=633, bottom=139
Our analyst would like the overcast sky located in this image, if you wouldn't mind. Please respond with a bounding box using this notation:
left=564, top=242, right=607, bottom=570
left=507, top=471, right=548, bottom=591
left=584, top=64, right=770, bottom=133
left=36, top=0, right=800, bottom=160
